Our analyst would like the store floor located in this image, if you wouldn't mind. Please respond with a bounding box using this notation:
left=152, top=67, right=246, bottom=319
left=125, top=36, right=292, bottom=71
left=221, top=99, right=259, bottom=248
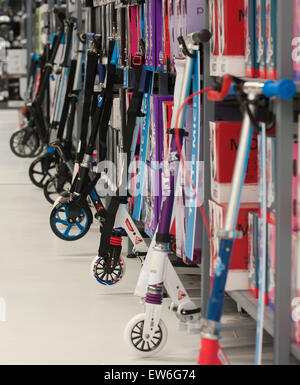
left=0, top=110, right=273, bottom=365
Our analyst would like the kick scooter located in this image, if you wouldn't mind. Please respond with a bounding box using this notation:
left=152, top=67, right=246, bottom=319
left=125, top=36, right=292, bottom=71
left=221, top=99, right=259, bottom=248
left=28, top=10, right=68, bottom=189
left=197, top=76, right=296, bottom=365
left=43, top=35, right=85, bottom=204
left=124, top=30, right=212, bottom=356
left=50, top=33, right=149, bottom=285
left=9, top=53, right=42, bottom=158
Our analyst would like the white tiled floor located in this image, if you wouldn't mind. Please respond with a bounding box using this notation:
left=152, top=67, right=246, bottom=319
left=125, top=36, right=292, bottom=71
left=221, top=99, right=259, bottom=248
left=0, top=110, right=273, bottom=365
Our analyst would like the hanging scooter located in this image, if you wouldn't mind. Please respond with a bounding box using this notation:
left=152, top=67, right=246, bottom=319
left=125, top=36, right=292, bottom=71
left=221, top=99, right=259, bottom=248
left=91, top=10, right=152, bottom=286
left=49, top=32, right=149, bottom=285
left=197, top=76, right=296, bottom=365
left=9, top=53, right=42, bottom=158
left=28, top=10, right=68, bottom=189
left=43, top=33, right=85, bottom=204
left=124, top=30, right=212, bottom=356
left=48, top=32, right=109, bottom=241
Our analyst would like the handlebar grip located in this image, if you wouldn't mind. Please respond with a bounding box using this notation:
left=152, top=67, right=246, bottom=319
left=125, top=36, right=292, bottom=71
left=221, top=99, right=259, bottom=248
left=191, top=29, right=212, bottom=44
left=263, top=79, right=296, bottom=100
left=85, top=33, right=95, bottom=41
left=98, top=63, right=106, bottom=84
left=110, top=41, right=119, bottom=66
left=31, top=53, right=40, bottom=61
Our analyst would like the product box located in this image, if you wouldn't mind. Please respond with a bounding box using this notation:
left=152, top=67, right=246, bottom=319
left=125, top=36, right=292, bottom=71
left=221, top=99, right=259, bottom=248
left=256, top=0, right=266, bottom=78
left=182, top=0, right=206, bottom=37
left=210, top=121, right=259, bottom=203
left=266, top=135, right=276, bottom=215
left=294, top=0, right=300, bottom=81
left=293, top=142, right=298, bottom=232
left=209, top=200, right=259, bottom=291
left=145, top=94, right=173, bottom=236
left=128, top=5, right=140, bottom=65
left=168, top=0, right=176, bottom=72
left=248, top=211, right=259, bottom=298
left=267, top=219, right=275, bottom=309
left=162, top=0, right=171, bottom=72
left=209, top=0, right=219, bottom=75
left=162, top=100, right=174, bottom=160
left=218, top=0, right=245, bottom=77
left=6, top=49, right=27, bottom=75
left=292, top=232, right=300, bottom=346
left=244, top=0, right=257, bottom=77
left=265, top=0, right=277, bottom=79
left=156, top=0, right=164, bottom=71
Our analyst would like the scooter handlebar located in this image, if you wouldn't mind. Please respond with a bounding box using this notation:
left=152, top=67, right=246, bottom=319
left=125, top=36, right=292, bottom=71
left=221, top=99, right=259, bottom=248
left=208, top=76, right=296, bottom=101
left=84, top=33, right=101, bottom=41
left=263, top=79, right=296, bottom=100
left=190, top=29, right=212, bottom=44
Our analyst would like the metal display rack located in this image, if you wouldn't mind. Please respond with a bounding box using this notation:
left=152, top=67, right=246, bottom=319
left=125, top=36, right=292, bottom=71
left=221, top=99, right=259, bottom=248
left=22, top=0, right=299, bottom=365
left=201, top=0, right=299, bottom=365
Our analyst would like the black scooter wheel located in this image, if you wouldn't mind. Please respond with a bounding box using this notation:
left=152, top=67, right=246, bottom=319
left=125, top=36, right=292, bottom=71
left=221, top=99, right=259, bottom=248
left=10, top=129, right=40, bottom=158
left=29, top=154, right=56, bottom=188
left=50, top=201, right=93, bottom=241
left=43, top=174, right=72, bottom=204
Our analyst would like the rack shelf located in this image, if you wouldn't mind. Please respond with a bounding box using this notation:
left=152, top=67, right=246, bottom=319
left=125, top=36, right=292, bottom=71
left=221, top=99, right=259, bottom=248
left=292, top=344, right=300, bottom=361
left=228, top=291, right=274, bottom=337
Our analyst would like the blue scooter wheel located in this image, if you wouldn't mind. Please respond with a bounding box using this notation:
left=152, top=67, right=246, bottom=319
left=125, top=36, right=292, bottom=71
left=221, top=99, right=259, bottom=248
left=91, top=255, right=125, bottom=286
left=50, top=202, right=92, bottom=241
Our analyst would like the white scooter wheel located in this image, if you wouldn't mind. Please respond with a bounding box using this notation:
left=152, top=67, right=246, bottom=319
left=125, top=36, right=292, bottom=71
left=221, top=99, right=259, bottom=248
left=124, top=313, right=168, bottom=357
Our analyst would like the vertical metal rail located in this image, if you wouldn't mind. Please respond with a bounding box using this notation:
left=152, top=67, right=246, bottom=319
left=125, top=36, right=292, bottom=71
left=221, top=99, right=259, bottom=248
left=201, top=0, right=214, bottom=315
left=274, top=0, right=294, bottom=365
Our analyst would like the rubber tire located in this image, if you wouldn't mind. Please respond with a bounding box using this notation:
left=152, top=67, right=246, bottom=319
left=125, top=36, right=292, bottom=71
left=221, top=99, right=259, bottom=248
left=91, top=255, right=126, bottom=286
left=50, top=202, right=93, bottom=242
left=29, top=155, right=56, bottom=188
left=10, top=129, right=40, bottom=158
left=43, top=174, right=72, bottom=205
left=124, top=313, right=168, bottom=357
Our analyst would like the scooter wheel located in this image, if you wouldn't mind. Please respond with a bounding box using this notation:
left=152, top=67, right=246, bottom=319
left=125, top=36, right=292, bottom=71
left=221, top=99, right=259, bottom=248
left=91, top=255, right=126, bottom=286
left=124, top=314, right=168, bottom=357
left=50, top=202, right=92, bottom=241
left=43, top=174, right=72, bottom=205
left=10, top=129, right=40, bottom=158
left=29, top=155, right=56, bottom=188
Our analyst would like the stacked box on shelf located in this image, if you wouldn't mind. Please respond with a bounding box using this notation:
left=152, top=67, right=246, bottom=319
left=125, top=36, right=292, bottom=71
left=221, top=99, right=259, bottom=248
left=208, top=0, right=278, bottom=78
left=265, top=140, right=298, bottom=310
left=209, top=0, right=245, bottom=77
left=256, top=0, right=266, bottom=78
left=209, top=200, right=259, bottom=291
left=144, top=94, right=173, bottom=237
left=265, top=0, right=277, bottom=79
left=294, top=0, right=300, bottom=81
left=210, top=121, right=259, bottom=204
left=175, top=105, right=203, bottom=265
left=292, top=232, right=300, bottom=347
left=248, top=211, right=259, bottom=297
left=245, top=0, right=257, bottom=77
